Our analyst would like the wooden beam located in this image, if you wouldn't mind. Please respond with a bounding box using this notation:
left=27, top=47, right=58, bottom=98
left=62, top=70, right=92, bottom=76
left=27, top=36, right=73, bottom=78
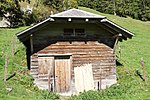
left=141, top=58, right=146, bottom=82
left=30, top=34, right=33, bottom=54
left=112, top=34, right=122, bottom=39
left=12, top=36, right=15, bottom=57
left=96, top=23, right=118, bottom=35
left=103, top=23, right=129, bottom=39
left=4, top=54, right=8, bottom=85
left=113, top=35, right=119, bottom=53
left=48, top=68, right=51, bottom=92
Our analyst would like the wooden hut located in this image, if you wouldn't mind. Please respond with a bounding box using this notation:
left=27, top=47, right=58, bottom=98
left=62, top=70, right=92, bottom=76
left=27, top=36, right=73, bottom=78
left=17, top=8, right=134, bottom=95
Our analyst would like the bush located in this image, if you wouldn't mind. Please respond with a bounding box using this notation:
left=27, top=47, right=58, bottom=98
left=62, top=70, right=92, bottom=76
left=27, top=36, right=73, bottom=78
left=78, top=0, right=150, bottom=21
left=22, top=12, right=36, bottom=26
left=40, top=90, right=59, bottom=100
left=32, top=4, right=52, bottom=23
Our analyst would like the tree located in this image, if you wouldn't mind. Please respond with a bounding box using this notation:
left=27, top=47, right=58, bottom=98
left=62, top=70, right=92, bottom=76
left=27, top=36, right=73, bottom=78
left=32, top=4, right=52, bottom=23
left=112, top=0, right=116, bottom=15
left=78, top=0, right=150, bottom=21
left=44, top=0, right=77, bottom=12
left=0, top=0, right=31, bottom=27
left=43, top=0, right=64, bottom=12
left=63, top=0, right=78, bottom=10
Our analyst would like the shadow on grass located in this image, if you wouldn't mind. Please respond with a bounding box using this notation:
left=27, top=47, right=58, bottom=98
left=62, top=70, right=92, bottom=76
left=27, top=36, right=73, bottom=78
left=116, top=60, right=123, bottom=66
left=6, top=72, right=16, bottom=81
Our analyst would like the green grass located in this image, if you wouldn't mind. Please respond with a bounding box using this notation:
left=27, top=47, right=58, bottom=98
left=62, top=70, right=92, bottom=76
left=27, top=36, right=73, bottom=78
left=0, top=7, right=150, bottom=100
left=69, top=7, right=150, bottom=100
left=79, top=6, right=150, bottom=73
left=0, top=27, right=59, bottom=100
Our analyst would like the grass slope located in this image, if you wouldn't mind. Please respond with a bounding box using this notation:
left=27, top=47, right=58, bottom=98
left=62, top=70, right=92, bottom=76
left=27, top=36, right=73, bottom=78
left=79, top=6, right=150, bottom=73
left=70, top=7, right=150, bottom=100
left=0, top=27, right=59, bottom=100
left=0, top=7, right=150, bottom=100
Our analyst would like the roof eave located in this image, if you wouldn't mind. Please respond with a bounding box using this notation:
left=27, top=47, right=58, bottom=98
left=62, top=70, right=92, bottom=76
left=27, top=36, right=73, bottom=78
left=100, top=19, right=134, bottom=39
left=50, top=16, right=106, bottom=19
left=16, top=18, right=54, bottom=37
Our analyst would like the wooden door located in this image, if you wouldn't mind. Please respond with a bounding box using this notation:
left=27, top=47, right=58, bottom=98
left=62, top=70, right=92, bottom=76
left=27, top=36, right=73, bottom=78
left=38, top=57, right=54, bottom=75
left=38, top=57, right=54, bottom=91
left=54, top=56, right=71, bottom=93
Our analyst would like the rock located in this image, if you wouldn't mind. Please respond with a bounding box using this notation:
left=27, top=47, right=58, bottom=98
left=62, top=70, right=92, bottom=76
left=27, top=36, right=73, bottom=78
left=6, top=88, right=13, bottom=92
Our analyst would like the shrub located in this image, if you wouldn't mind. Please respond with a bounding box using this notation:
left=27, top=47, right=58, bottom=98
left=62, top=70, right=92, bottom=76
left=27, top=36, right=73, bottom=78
left=32, top=4, right=52, bottom=23
left=39, top=90, right=59, bottom=100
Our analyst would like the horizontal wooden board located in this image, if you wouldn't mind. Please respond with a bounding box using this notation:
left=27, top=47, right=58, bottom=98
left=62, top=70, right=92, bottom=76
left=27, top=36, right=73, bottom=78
left=44, top=45, right=111, bottom=49
left=31, top=66, right=38, bottom=69
left=41, top=50, right=111, bottom=54
left=31, top=40, right=116, bottom=84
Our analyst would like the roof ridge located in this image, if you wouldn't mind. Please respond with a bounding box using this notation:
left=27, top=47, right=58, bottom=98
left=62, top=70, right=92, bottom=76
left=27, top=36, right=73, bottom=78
left=50, top=8, right=106, bottom=18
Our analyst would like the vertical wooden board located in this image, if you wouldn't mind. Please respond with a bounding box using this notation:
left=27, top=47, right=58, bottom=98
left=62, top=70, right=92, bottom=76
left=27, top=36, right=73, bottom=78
left=38, top=58, right=43, bottom=74
left=55, top=59, right=60, bottom=92
left=89, top=65, right=94, bottom=89
left=60, top=59, right=65, bottom=92
left=61, top=60, right=66, bottom=92
left=47, top=57, right=54, bottom=78
left=74, top=67, right=78, bottom=92
left=38, top=57, right=54, bottom=75
left=38, top=57, right=48, bottom=74
left=38, top=57, right=54, bottom=91
left=84, top=64, right=94, bottom=90
left=84, top=65, right=89, bottom=90
left=65, top=59, right=71, bottom=91
left=83, top=66, right=87, bottom=90
left=74, top=64, right=94, bottom=94
left=60, top=60, right=64, bottom=92
left=74, top=67, right=84, bottom=93
left=55, top=57, right=71, bottom=93
left=30, top=35, right=33, bottom=53
left=47, top=57, right=54, bottom=91
left=78, top=66, right=85, bottom=92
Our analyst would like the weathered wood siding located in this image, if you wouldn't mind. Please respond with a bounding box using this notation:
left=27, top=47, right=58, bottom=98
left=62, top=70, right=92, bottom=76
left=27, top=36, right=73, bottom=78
left=37, top=41, right=115, bottom=80
left=55, top=56, right=71, bottom=92
left=30, top=22, right=116, bottom=91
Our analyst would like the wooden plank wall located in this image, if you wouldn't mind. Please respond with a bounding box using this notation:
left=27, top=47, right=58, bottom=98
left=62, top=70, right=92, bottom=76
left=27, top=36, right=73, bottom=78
left=30, top=53, right=38, bottom=79
left=30, top=41, right=115, bottom=81
left=55, top=57, right=71, bottom=92
left=29, top=23, right=116, bottom=91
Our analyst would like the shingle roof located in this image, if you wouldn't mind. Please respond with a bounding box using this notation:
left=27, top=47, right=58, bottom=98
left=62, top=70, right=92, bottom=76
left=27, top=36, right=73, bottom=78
left=50, top=8, right=106, bottom=18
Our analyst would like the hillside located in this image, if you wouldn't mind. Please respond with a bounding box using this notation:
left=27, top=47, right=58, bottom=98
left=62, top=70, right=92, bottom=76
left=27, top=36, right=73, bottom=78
left=0, top=7, right=150, bottom=100
left=79, top=7, right=150, bottom=70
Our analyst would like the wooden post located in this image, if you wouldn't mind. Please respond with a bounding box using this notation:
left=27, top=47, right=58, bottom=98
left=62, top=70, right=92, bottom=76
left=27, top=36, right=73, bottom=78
left=113, top=37, right=119, bottom=52
left=113, top=34, right=122, bottom=53
left=4, top=54, right=8, bottom=85
left=48, top=70, right=51, bottom=92
left=48, top=58, right=54, bottom=92
left=141, top=58, right=146, bottom=82
left=12, top=36, right=15, bottom=57
left=30, top=34, right=33, bottom=54
left=100, top=78, right=102, bottom=92
left=99, top=68, right=102, bottom=92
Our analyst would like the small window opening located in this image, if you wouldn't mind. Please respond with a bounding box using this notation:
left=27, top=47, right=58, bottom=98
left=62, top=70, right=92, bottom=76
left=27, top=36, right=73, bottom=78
left=75, top=29, right=85, bottom=36
left=64, top=29, right=73, bottom=36
left=63, top=28, right=86, bottom=37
